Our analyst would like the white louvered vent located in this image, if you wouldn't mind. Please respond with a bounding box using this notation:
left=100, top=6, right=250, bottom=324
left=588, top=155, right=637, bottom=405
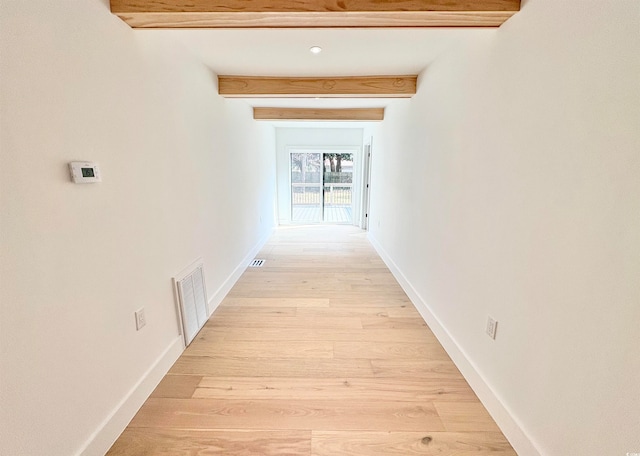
left=173, top=261, right=208, bottom=346
left=249, top=259, right=265, bottom=267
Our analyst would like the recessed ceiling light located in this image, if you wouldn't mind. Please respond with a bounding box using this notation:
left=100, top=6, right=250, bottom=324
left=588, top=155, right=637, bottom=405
left=309, top=46, right=322, bottom=54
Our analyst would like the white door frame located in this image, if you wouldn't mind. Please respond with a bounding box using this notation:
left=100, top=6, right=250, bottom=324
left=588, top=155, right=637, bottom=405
left=361, top=139, right=373, bottom=230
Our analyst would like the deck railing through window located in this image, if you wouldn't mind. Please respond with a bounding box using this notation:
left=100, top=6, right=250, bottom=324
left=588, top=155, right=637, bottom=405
left=323, top=184, right=352, bottom=206
left=291, top=184, right=322, bottom=204
left=290, top=184, right=353, bottom=205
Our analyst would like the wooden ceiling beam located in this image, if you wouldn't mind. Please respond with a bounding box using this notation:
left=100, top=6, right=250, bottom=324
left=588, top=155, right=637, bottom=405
left=110, top=0, right=521, bottom=28
left=253, top=107, right=385, bottom=121
left=218, top=76, right=417, bottom=98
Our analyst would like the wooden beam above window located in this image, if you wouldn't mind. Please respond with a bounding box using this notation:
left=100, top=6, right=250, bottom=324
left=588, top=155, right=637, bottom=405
left=110, top=0, right=521, bottom=29
left=218, top=76, right=417, bottom=98
left=253, top=107, right=385, bottom=121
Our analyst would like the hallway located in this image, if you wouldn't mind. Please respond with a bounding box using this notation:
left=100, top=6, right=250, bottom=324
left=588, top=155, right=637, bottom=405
left=107, top=225, right=516, bottom=455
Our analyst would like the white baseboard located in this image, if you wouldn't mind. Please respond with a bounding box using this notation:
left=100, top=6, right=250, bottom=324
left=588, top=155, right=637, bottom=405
left=207, top=227, right=275, bottom=315
left=76, top=335, right=184, bottom=456
left=75, top=229, right=274, bottom=456
left=368, top=233, right=542, bottom=456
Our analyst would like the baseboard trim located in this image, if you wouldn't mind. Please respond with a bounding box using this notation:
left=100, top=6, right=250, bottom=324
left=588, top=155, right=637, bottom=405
left=207, top=227, right=275, bottom=315
left=368, top=233, right=541, bottom=456
left=76, top=335, right=184, bottom=456
left=75, top=229, right=275, bottom=456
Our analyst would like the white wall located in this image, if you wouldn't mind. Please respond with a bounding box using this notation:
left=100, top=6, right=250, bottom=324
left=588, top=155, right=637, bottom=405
left=369, top=1, right=640, bottom=455
left=0, top=1, right=276, bottom=455
left=275, top=127, right=364, bottom=224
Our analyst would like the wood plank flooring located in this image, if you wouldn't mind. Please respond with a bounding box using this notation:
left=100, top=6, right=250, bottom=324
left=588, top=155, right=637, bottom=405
left=107, top=225, right=516, bottom=455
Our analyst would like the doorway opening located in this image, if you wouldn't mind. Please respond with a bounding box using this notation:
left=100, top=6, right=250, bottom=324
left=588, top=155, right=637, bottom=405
left=290, top=151, right=354, bottom=224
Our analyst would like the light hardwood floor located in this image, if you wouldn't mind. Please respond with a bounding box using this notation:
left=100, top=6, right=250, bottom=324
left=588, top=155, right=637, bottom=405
left=107, top=225, right=516, bottom=455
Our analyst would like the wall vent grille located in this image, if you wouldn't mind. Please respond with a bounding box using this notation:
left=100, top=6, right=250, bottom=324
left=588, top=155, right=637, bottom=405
left=249, top=259, right=265, bottom=267
left=173, top=261, right=208, bottom=346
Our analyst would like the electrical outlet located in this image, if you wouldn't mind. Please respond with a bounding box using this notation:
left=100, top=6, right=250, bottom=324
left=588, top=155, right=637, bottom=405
left=486, top=316, right=498, bottom=340
left=135, top=308, right=146, bottom=330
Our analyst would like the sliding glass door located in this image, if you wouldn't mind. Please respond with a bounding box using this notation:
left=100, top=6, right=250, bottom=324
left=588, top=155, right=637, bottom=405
left=290, top=151, right=353, bottom=224
left=291, top=152, right=323, bottom=223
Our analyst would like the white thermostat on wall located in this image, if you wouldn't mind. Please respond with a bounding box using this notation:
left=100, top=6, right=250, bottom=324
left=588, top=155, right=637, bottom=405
left=69, top=161, right=101, bottom=183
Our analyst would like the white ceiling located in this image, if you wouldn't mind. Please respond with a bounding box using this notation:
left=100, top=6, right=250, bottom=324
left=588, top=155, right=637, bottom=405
left=140, top=27, right=493, bottom=111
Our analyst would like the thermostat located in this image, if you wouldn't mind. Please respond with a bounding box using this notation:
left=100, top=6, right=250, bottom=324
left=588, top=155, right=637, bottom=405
left=69, top=162, right=101, bottom=184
